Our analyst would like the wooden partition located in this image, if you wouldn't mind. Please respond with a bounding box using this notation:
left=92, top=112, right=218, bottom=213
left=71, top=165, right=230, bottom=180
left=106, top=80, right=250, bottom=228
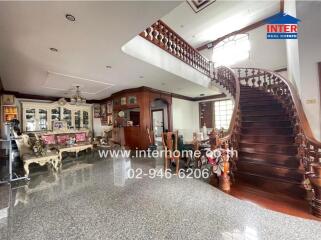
left=105, top=87, right=172, bottom=150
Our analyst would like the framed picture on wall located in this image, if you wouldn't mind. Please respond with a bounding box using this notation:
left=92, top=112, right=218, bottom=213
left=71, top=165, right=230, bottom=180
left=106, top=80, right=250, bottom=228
left=2, top=94, right=15, bottom=106
left=107, top=101, right=113, bottom=114
left=100, top=104, right=107, bottom=117
left=52, top=120, right=67, bottom=131
left=93, top=104, right=101, bottom=118
left=128, top=96, right=137, bottom=105
left=120, top=97, right=126, bottom=105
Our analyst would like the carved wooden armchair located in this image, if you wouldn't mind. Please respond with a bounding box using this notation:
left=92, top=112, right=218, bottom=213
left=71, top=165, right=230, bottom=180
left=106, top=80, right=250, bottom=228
left=162, top=131, right=180, bottom=174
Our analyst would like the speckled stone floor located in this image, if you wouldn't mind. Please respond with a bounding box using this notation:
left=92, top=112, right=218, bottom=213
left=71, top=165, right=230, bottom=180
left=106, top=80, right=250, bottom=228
left=0, top=153, right=320, bottom=240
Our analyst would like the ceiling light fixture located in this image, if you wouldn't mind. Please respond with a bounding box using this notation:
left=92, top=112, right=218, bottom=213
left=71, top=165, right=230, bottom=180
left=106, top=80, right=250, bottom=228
left=49, top=47, right=58, bottom=52
left=106, top=66, right=112, bottom=69
left=65, top=14, right=76, bottom=22
left=70, top=86, right=86, bottom=105
left=200, top=94, right=205, bottom=96
left=139, top=76, right=144, bottom=79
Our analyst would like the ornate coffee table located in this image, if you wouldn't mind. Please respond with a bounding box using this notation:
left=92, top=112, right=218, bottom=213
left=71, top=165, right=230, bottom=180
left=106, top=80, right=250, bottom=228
left=23, top=152, right=60, bottom=177
left=58, top=143, right=93, bottom=160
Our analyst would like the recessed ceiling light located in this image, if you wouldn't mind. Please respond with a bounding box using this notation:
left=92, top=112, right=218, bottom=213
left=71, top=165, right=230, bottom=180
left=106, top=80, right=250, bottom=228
left=49, top=47, right=58, bottom=52
left=139, top=76, right=144, bottom=79
left=106, top=66, right=112, bottom=69
left=200, top=94, right=205, bottom=96
left=65, top=14, right=76, bottom=22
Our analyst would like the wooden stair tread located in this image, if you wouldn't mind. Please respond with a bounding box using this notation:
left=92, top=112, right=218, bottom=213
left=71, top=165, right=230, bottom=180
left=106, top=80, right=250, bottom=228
left=239, top=149, right=296, bottom=157
left=238, top=156, right=299, bottom=168
left=239, top=141, right=296, bottom=147
left=235, top=171, right=303, bottom=185
left=241, top=113, right=288, bottom=117
left=238, top=158, right=301, bottom=171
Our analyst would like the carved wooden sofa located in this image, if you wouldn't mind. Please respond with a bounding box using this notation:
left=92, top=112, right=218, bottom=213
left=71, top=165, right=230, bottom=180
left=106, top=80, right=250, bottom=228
left=41, top=132, right=93, bottom=160
left=15, top=131, right=93, bottom=177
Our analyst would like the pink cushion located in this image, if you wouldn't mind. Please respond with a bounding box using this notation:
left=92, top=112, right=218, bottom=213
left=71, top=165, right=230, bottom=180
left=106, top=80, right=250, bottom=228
left=42, top=135, right=56, bottom=145
left=75, top=132, right=86, bottom=142
left=56, top=135, right=69, bottom=145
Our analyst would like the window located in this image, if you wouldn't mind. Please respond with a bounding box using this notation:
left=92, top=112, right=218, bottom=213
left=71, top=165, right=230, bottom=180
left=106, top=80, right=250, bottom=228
left=212, top=34, right=250, bottom=66
left=214, top=100, right=233, bottom=130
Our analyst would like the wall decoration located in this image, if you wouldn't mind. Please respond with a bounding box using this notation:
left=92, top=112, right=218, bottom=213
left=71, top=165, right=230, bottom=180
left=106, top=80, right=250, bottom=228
left=118, top=111, right=125, bottom=118
left=107, top=101, right=113, bottom=114
left=2, top=94, right=15, bottom=106
left=187, top=0, right=216, bottom=13
left=100, top=104, right=107, bottom=117
left=120, top=97, right=126, bottom=105
left=93, top=104, right=101, bottom=118
left=128, top=96, right=137, bottom=105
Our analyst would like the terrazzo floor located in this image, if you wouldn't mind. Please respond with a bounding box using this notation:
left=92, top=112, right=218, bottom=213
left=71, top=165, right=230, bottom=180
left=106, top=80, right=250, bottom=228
left=0, top=153, right=320, bottom=240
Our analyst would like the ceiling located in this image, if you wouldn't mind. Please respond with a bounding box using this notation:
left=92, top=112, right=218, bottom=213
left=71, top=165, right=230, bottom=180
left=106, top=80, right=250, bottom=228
left=162, top=0, right=280, bottom=48
left=0, top=1, right=220, bottom=100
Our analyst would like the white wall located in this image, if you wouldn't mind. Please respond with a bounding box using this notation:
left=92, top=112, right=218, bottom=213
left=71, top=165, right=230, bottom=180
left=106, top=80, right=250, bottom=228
left=200, top=26, right=287, bottom=71
left=285, top=0, right=301, bottom=89
left=172, top=98, right=199, bottom=142
left=296, top=1, right=321, bottom=140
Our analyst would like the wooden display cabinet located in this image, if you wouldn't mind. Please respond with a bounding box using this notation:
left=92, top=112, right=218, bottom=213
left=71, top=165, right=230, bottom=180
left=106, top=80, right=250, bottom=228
left=3, top=106, right=18, bottom=122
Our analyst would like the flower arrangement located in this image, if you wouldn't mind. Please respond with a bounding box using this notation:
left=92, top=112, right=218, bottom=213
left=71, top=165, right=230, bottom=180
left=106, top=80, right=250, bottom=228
left=30, top=139, right=47, bottom=157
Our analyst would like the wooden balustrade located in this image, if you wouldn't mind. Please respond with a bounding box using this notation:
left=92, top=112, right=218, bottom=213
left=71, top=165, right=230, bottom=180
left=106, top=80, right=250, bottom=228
left=212, top=67, right=241, bottom=167
left=234, top=67, right=321, bottom=167
left=234, top=67, right=321, bottom=217
left=140, top=20, right=211, bottom=76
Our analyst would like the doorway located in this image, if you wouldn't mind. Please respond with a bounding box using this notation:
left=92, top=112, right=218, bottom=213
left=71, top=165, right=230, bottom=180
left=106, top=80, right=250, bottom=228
left=152, top=109, right=164, bottom=143
left=150, top=99, right=169, bottom=144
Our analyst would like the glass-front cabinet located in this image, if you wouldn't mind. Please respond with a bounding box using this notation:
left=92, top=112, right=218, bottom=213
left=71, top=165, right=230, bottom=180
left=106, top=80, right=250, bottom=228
left=63, top=108, right=72, bottom=128
left=38, top=109, right=48, bottom=130
left=21, top=102, right=92, bottom=132
left=83, top=111, right=89, bottom=129
left=51, top=107, right=60, bottom=122
left=74, top=110, right=81, bottom=129
left=25, top=109, right=36, bottom=131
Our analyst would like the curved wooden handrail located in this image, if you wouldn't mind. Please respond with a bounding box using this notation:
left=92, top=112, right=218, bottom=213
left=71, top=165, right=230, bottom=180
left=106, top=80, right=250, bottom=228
left=213, top=66, right=240, bottom=147
left=234, top=67, right=321, bottom=147
left=234, top=67, right=321, bottom=177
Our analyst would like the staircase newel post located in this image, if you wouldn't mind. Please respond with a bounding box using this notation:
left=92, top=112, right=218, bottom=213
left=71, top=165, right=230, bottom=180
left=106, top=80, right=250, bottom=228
left=219, top=142, right=231, bottom=192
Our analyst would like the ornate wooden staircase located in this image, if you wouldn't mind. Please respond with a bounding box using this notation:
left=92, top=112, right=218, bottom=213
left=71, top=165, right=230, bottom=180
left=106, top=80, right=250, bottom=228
left=139, top=21, right=321, bottom=218
left=237, top=85, right=306, bottom=199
